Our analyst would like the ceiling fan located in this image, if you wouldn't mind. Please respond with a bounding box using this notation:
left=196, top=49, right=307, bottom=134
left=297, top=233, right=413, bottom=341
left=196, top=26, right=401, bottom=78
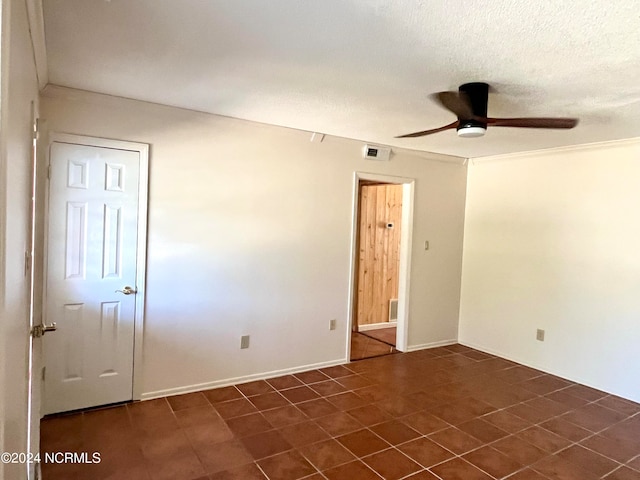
left=397, top=82, right=578, bottom=138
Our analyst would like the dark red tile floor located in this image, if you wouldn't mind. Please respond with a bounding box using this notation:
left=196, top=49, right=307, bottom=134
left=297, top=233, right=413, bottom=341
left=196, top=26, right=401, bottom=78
left=41, top=344, right=640, bottom=480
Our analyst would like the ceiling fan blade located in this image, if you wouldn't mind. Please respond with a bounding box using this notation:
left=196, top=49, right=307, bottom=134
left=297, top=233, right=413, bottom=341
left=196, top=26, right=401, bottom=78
left=485, top=117, right=579, bottom=129
left=433, top=91, right=474, bottom=119
left=395, top=121, right=458, bottom=138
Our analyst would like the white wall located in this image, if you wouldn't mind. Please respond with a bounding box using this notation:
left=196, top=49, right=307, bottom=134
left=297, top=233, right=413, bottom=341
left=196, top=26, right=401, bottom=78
left=0, top=0, right=40, bottom=478
left=459, top=140, right=640, bottom=402
left=40, top=87, right=467, bottom=397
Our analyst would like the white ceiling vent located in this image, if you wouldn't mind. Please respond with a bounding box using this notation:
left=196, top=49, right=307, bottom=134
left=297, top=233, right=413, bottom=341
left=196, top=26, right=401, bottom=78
left=363, top=144, right=391, bottom=161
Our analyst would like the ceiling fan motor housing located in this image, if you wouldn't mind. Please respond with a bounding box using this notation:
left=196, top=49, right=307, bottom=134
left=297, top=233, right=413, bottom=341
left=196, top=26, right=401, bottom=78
left=457, top=82, right=489, bottom=137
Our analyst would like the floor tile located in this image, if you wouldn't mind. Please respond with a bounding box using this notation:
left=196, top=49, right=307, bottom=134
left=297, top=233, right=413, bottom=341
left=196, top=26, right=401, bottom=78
left=236, top=380, right=274, bottom=397
left=257, top=450, right=316, bottom=480
left=346, top=404, right=391, bottom=427
left=457, top=418, right=510, bottom=443
left=540, top=416, right=593, bottom=442
left=428, top=427, right=484, bottom=455
left=296, top=398, right=339, bottom=418
left=518, top=375, right=572, bottom=396
left=262, top=405, right=308, bottom=428
left=203, top=386, right=243, bottom=404
left=463, top=446, right=523, bottom=478
left=581, top=433, right=640, bottom=463
left=298, top=438, right=355, bottom=470
left=267, top=375, right=304, bottom=390
left=336, top=374, right=373, bottom=391
left=127, top=398, right=173, bottom=419
left=322, top=460, right=381, bottom=480
left=140, top=429, right=192, bottom=460
left=247, top=392, right=289, bottom=411
left=294, top=369, right=330, bottom=384
left=278, top=420, right=330, bottom=447
left=319, top=365, right=355, bottom=379
left=430, top=396, right=495, bottom=425
left=194, top=438, right=253, bottom=474
left=561, top=403, right=628, bottom=432
left=526, top=396, right=573, bottom=416
left=280, top=386, right=320, bottom=403
left=596, top=396, right=640, bottom=416
left=214, top=398, right=258, bottom=419
left=563, top=384, right=608, bottom=402
left=602, top=418, right=640, bottom=445
left=517, top=425, right=572, bottom=453
left=605, top=466, right=640, bottom=480
left=627, top=455, right=640, bottom=470
left=493, top=366, right=543, bottom=384
left=208, top=462, right=267, bottom=479
left=145, top=449, right=205, bottom=480
left=167, top=392, right=209, bottom=411
left=507, top=402, right=557, bottom=424
left=369, top=419, right=421, bottom=445
left=398, top=436, right=454, bottom=467
left=430, top=457, right=494, bottom=480
left=174, top=405, right=220, bottom=428
left=326, top=391, right=367, bottom=410
left=315, top=411, right=363, bottom=436
left=336, top=428, right=390, bottom=457
left=556, top=445, right=620, bottom=477
left=491, top=434, right=548, bottom=465
left=131, top=410, right=181, bottom=438
left=309, top=380, right=348, bottom=397
left=185, top=419, right=234, bottom=447
left=240, top=429, right=292, bottom=460
left=532, top=454, right=600, bottom=480
left=482, top=409, right=532, bottom=433
left=362, top=447, right=422, bottom=480
left=225, top=413, right=272, bottom=437
left=508, top=468, right=553, bottom=480
left=400, top=410, right=450, bottom=434
left=545, top=390, right=590, bottom=410
left=404, top=471, right=441, bottom=479
left=376, top=394, right=421, bottom=417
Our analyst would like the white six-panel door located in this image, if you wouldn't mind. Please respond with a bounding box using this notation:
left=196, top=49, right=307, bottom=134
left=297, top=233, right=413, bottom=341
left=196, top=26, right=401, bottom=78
left=44, top=141, right=142, bottom=414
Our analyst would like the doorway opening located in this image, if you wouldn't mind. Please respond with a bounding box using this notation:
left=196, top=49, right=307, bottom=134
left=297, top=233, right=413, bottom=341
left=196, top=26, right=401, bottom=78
left=348, top=173, right=414, bottom=361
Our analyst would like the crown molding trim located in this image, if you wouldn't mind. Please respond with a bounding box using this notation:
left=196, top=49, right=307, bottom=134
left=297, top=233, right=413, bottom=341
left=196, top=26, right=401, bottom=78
left=471, top=137, right=640, bottom=165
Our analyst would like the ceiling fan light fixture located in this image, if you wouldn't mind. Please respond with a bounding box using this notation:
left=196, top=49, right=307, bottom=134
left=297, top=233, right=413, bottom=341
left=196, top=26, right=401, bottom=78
left=457, top=125, right=486, bottom=138
left=395, top=82, right=578, bottom=139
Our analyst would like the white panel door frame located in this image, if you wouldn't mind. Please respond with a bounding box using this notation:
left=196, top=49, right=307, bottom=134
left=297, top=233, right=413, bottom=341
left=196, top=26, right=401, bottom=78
left=42, top=132, right=149, bottom=401
left=347, top=172, right=415, bottom=356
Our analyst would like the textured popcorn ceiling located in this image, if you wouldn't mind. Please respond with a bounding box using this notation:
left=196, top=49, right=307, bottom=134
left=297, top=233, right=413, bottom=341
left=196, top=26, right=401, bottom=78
left=43, top=0, right=640, bottom=158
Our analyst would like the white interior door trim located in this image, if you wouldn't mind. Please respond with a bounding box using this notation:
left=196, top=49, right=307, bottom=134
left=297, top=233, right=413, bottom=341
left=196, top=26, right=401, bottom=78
left=43, top=132, right=149, bottom=401
left=347, top=172, right=415, bottom=357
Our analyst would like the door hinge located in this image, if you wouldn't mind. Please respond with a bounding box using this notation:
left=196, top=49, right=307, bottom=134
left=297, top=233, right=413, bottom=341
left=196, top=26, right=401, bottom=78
left=33, top=118, right=40, bottom=140
left=42, top=366, right=46, bottom=382
left=47, top=164, right=51, bottom=179
left=24, top=250, right=31, bottom=275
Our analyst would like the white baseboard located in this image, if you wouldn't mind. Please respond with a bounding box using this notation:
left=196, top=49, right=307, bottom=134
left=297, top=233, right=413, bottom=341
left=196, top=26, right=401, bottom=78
left=406, top=338, right=457, bottom=352
left=140, top=358, right=347, bottom=401
left=358, top=322, right=398, bottom=332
